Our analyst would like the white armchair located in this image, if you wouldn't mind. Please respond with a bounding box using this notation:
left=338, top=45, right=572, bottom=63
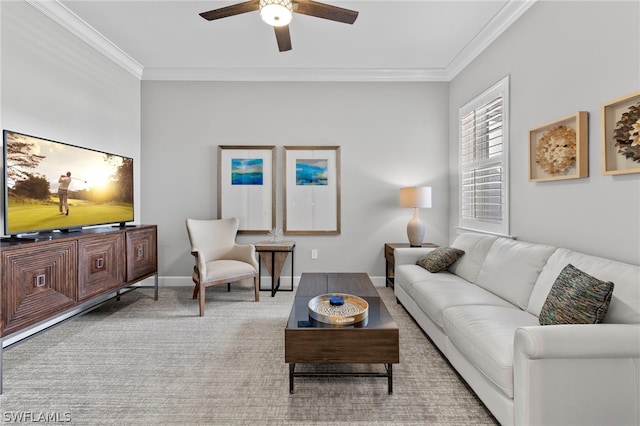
left=186, top=218, right=259, bottom=316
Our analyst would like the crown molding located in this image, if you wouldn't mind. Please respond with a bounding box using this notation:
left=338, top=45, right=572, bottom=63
left=446, top=0, right=537, bottom=80
left=141, top=67, right=450, bottom=82
left=25, top=0, right=143, bottom=79
left=25, top=0, right=536, bottom=83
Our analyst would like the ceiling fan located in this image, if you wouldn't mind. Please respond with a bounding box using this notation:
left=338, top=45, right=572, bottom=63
left=199, top=0, right=359, bottom=52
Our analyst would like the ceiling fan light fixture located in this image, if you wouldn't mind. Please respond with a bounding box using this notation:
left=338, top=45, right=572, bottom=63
left=259, top=0, right=293, bottom=27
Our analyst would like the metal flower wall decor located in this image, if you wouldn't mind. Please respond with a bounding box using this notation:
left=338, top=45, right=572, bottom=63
left=613, top=102, right=640, bottom=163
left=536, top=125, right=577, bottom=175
left=528, top=111, right=588, bottom=182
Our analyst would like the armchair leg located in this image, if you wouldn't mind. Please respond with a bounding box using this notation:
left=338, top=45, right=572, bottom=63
left=192, top=284, right=199, bottom=300
left=198, top=282, right=206, bottom=317
left=254, top=275, right=260, bottom=302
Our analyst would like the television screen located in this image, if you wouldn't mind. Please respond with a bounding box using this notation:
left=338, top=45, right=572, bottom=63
left=3, top=130, right=134, bottom=236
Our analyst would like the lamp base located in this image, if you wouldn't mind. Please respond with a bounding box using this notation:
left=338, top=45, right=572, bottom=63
left=406, top=208, right=425, bottom=247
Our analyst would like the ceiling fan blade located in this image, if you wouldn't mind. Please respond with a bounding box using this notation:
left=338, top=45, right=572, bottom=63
left=274, top=25, right=292, bottom=52
left=294, top=0, right=358, bottom=24
left=199, top=0, right=260, bottom=21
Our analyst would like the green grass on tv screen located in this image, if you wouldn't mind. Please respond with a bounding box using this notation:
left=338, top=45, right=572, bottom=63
left=6, top=195, right=133, bottom=234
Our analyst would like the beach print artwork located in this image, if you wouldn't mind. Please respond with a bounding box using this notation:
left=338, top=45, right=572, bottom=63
left=231, top=158, right=263, bottom=185
left=296, top=159, right=328, bottom=185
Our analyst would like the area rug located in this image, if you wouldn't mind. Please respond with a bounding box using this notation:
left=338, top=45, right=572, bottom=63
left=0, top=283, right=497, bottom=425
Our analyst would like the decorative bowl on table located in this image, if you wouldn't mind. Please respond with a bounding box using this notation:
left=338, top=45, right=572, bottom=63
left=308, top=293, right=369, bottom=326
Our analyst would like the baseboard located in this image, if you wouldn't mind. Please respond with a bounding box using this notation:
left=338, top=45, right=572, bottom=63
left=159, top=275, right=388, bottom=288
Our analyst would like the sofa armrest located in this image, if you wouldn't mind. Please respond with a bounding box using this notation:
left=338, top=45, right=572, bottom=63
left=514, top=324, right=640, bottom=426
left=515, top=324, right=640, bottom=359
left=394, top=247, right=437, bottom=266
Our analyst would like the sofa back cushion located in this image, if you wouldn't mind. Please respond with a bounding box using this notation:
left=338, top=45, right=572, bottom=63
left=475, top=238, right=557, bottom=310
left=527, top=248, right=640, bottom=323
left=448, top=233, right=498, bottom=283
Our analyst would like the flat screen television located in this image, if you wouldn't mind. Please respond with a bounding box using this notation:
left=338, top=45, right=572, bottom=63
left=2, top=130, right=134, bottom=237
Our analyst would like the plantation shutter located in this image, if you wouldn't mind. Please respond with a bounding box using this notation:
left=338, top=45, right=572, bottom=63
left=458, top=77, right=509, bottom=235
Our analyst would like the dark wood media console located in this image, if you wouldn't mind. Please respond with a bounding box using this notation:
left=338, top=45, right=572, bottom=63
left=0, top=225, right=158, bottom=393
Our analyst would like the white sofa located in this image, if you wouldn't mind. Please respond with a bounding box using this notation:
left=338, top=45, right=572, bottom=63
left=393, top=232, right=640, bottom=426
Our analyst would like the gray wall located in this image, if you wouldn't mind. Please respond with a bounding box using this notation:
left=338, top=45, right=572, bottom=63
left=2, top=1, right=638, bottom=287
left=0, top=1, right=141, bottom=228
left=141, top=81, right=450, bottom=282
left=449, top=0, right=640, bottom=265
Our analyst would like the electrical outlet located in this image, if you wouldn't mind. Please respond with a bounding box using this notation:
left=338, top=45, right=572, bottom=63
left=311, top=249, right=318, bottom=259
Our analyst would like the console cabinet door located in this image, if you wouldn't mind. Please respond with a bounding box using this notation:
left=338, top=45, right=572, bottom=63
left=1, top=241, right=78, bottom=336
left=126, top=227, right=157, bottom=282
left=78, top=233, right=125, bottom=301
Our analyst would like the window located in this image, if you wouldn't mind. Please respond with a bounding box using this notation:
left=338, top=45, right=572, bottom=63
left=458, top=76, right=509, bottom=236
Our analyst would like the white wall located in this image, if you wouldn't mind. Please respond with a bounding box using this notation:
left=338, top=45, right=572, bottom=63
left=449, top=0, right=640, bottom=265
left=141, top=81, right=450, bottom=279
left=0, top=1, right=141, bottom=229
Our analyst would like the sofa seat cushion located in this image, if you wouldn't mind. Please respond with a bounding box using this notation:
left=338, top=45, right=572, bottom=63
left=443, top=305, right=539, bottom=399
left=395, top=264, right=463, bottom=297
left=404, top=271, right=515, bottom=328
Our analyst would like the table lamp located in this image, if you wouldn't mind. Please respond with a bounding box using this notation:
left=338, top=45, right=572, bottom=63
left=400, top=186, right=432, bottom=247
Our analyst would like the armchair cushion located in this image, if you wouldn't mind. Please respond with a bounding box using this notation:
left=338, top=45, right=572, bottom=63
left=186, top=218, right=259, bottom=278
left=202, top=259, right=257, bottom=283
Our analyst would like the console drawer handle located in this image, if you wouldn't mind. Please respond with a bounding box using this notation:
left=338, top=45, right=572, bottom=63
left=137, top=247, right=144, bottom=258
left=35, top=274, right=46, bottom=287
left=96, top=258, right=104, bottom=269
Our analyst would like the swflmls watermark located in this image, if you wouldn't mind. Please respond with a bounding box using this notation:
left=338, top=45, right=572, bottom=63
left=2, top=412, right=71, bottom=423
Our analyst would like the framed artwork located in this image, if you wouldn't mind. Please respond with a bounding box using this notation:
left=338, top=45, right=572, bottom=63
left=601, top=90, right=640, bottom=175
left=218, top=145, right=275, bottom=234
left=528, top=111, right=588, bottom=182
left=284, top=146, right=341, bottom=235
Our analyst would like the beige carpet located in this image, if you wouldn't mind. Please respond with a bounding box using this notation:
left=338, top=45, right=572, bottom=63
left=1, top=283, right=498, bottom=425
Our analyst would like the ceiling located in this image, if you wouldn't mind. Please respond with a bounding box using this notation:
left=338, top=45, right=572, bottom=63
left=36, top=0, right=536, bottom=81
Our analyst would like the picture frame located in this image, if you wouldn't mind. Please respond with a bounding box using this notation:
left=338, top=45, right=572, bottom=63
left=284, top=146, right=341, bottom=235
left=601, top=90, right=640, bottom=175
left=217, top=145, right=275, bottom=234
left=528, top=111, right=588, bottom=182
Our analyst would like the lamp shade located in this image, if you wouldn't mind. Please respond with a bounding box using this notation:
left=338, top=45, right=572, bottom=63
left=400, top=186, right=432, bottom=209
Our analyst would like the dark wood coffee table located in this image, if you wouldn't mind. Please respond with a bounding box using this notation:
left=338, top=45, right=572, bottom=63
left=285, top=272, right=399, bottom=393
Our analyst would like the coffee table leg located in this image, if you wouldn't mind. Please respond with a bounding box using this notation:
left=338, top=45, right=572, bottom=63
left=289, top=363, right=295, bottom=394
left=388, top=363, right=393, bottom=394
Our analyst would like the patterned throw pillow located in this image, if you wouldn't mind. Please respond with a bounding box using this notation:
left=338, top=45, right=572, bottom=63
left=416, top=247, right=465, bottom=273
left=539, top=264, right=614, bottom=325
